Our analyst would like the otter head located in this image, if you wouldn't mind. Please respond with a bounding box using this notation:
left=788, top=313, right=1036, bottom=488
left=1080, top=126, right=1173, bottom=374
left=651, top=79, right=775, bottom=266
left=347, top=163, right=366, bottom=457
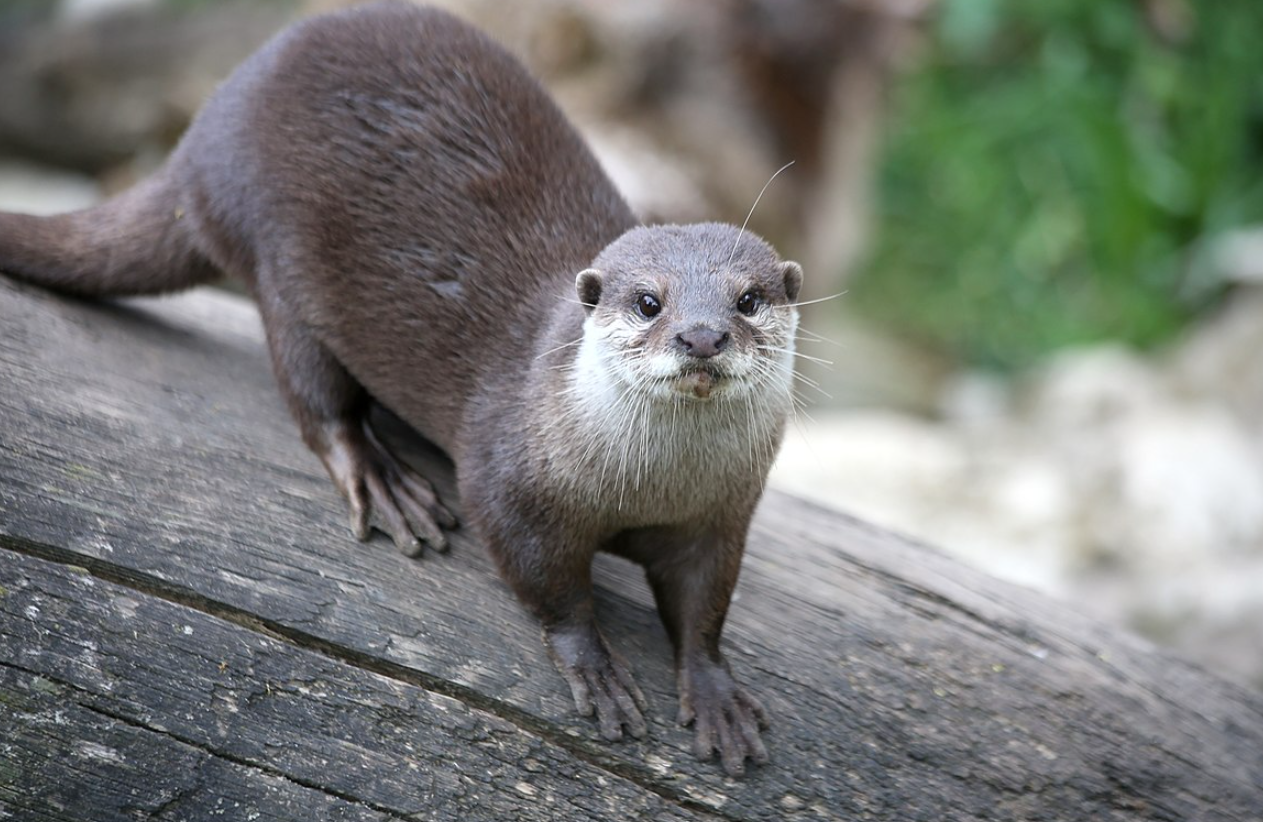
left=574, top=223, right=803, bottom=403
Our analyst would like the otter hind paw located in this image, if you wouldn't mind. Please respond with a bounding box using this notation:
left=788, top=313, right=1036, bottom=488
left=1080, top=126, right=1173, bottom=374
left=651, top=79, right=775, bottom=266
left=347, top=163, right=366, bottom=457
left=321, top=420, right=456, bottom=557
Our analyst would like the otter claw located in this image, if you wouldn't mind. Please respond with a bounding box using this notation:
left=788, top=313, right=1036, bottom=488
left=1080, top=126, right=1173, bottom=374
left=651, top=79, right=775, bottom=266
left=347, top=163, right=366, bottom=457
left=679, top=659, right=769, bottom=777
left=546, top=624, right=648, bottom=740
left=319, top=419, right=454, bottom=555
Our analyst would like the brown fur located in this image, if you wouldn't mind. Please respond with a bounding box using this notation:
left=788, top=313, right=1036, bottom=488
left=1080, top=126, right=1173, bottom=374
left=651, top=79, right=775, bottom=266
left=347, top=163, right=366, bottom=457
left=0, top=1, right=803, bottom=776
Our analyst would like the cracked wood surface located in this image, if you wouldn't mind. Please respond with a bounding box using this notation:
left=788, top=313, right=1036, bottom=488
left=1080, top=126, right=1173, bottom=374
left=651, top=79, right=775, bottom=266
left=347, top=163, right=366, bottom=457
left=0, top=550, right=699, bottom=821
left=1, top=277, right=1261, bottom=820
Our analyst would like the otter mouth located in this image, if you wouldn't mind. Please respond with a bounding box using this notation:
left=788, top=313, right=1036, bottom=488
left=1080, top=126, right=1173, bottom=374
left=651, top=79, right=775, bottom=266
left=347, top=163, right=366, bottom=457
left=669, top=367, right=727, bottom=400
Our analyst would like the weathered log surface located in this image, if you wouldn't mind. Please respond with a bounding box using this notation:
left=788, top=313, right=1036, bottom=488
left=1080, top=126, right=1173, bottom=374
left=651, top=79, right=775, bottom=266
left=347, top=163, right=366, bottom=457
left=0, top=277, right=1260, bottom=821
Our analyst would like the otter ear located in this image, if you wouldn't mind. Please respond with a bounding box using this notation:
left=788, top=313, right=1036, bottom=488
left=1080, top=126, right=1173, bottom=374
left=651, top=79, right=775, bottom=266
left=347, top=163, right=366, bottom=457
left=576, top=268, right=602, bottom=313
left=780, top=261, right=804, bottom=304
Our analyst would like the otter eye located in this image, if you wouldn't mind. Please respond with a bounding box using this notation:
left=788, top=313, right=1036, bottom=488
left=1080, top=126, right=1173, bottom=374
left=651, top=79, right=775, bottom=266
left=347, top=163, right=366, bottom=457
left=736, top=290, right=762, bottom=316
left=636, top=293, right=662, bottom=319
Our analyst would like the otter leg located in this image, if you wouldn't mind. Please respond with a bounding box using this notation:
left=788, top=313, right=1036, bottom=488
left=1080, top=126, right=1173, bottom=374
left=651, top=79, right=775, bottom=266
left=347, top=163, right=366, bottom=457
left=479, top=523, right=648, bottom=740
left=634, top=526, right=769, bottom=777
left=256, top=296, right=454, bottom=556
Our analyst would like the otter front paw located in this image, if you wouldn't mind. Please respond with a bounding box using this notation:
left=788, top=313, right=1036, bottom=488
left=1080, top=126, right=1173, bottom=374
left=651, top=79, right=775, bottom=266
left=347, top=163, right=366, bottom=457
left=319, top=420, right=456, bottom=556
left=679, top=658, right=769, bottom=777
left=545, top=624, right=648, bottom=741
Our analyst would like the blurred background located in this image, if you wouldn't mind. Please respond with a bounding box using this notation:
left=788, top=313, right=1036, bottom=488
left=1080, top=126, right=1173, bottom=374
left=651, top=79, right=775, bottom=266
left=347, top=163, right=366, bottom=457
left=1, top=0, right=1260, bottom=690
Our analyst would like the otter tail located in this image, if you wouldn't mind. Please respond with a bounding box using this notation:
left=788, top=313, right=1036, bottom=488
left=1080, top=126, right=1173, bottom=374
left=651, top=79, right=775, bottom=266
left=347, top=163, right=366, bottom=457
left=0, top=169, right=219, bottom=298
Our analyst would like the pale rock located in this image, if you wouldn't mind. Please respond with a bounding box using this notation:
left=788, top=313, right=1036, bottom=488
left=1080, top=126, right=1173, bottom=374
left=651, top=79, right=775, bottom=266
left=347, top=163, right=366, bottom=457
left=771, top=411, right=1080, bottom=595
left=774, top=331, right=1263, bottom=688
left=935, top=450, right=1079, bottom=597
left=59, top=0, right=159, bottom=23
left=1099, top=404, right=1263, bottom=566
left=1170, top=289, right=1263, bottom=435
left=1022, top=344, right=1167, bottom=431
left=773, top=411, right=967, bottom=524
left=0, top=161, right=101, bottom=215
left=1211, top=226, right=1263, bottom=284
left=939, top=369, right=1010, bottom=428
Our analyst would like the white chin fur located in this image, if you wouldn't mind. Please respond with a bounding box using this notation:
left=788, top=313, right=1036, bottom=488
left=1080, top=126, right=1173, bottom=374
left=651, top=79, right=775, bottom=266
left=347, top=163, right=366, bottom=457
left=571, top=315, right=797, bottom=407
left=560, top=313, right=798, bottom=515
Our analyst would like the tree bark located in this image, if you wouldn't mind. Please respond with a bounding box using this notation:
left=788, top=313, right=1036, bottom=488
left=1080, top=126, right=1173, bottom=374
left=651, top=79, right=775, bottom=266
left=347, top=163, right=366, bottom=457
left=1, top=278, right=1260, bottom=820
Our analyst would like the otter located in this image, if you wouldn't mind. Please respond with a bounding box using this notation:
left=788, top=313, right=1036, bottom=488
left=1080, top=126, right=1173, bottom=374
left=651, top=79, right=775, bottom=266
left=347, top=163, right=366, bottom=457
left=0, top=1, right=803, bottom=776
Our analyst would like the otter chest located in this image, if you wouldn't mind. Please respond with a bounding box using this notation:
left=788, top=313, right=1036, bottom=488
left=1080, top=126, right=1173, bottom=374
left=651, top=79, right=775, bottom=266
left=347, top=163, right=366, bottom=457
left=556, top=400, right=779, bottom=526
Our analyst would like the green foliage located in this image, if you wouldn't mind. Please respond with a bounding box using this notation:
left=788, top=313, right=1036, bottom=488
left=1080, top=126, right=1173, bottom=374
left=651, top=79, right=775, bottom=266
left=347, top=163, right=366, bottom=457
left=854, top=0, right=1263, bottom=369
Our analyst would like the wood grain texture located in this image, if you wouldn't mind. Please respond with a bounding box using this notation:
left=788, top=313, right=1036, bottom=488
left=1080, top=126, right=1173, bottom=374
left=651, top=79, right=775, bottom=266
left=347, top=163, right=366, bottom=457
left=1, top=277, right=1261, bottom=820
left=0, top=550, right=699, bottom=821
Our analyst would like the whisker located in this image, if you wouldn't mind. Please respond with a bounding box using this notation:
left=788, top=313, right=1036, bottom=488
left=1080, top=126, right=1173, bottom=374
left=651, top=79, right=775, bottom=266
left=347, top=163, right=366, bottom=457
left=786, top=368, right=832, bottom=400
left=726, top=160, right=796, bottom=271
left=757, top=345, right=834, bottom=367
left=787, top=406, right=817, bottom=450
left=793, top=328, right=844, bottom=348
left=788, top=388, right=819, bottom=419
left=536, top=337, right=584, bottom=360
left=794, top=379, right=832, bottom=400
left=780, top=365, right=822, bottom=387
left=788, top=291, right=848, bottom=309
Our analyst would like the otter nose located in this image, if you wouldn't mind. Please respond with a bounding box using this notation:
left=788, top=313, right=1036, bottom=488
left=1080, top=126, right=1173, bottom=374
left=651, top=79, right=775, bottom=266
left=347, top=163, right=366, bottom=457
left=676, top=328, right=730, bottom=359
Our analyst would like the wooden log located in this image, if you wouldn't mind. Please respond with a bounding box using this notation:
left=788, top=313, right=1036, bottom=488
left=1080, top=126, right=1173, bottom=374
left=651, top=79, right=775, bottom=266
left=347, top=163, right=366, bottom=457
left=0, top=549, right=699, bottom=821
left=1, top=277, right=1261, bottom=820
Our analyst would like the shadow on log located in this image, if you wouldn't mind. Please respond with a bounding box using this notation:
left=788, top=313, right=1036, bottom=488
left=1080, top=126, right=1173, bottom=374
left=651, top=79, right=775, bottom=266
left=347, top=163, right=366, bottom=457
left=1, top=277, right=1260, bottom=819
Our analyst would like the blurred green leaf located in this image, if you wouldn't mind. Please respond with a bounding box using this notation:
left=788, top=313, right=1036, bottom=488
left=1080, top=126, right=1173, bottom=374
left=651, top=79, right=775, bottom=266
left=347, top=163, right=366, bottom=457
left=854, top=0, right=1263, bottom=370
